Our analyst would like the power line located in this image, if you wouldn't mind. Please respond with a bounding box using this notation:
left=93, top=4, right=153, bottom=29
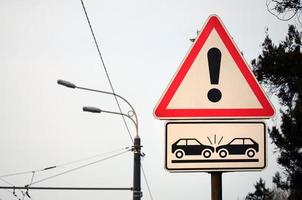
left=0, top=148, right=131, bottom=198
left=141, top=164, right=154, bottom=200
left=0, top=169, right=45, bottom=179
left=2, top=189, right=21, bottom=200
left=80, top=1, right=154, bottom=199
left=56, top=147, right=130, bottom=168
left=80, top=0, right=134, bottom=143
left=0, top=147, right=129, bottom=178
left=0, top=186, right=132, bottom=191
left=0, top=178, right=25, bottom=200
left=30, top=148, right=131, bottom=185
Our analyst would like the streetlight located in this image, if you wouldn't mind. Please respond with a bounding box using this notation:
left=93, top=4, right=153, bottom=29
left=57, top=79, right=142, bottom=200
left=57, top=79, right=138, bottom=134
left=82, top=106, right=138, bottom=135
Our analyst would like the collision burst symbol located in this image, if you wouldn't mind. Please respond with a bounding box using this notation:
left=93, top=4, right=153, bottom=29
left=207, top=134, right=223, bottom=145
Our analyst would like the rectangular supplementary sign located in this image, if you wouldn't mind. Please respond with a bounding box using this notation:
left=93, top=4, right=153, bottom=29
left=165, top=121, right=266, bottom=172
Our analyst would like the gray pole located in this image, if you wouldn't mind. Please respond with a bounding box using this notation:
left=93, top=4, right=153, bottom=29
left=133, top=136, right=142, bottom=200
left=211, top=172, right=222, bottom=200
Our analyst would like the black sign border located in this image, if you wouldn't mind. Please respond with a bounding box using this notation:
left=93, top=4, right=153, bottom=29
left=165, top=121, right=266, bottom=172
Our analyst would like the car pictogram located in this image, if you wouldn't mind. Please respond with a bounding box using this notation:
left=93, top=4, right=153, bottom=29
left=172, top=138, right=214, bottom=159
left=216, top=138, right=259, bottom=158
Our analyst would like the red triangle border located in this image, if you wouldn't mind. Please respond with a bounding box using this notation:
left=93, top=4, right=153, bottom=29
left=154, top=15, right=275, bottom=119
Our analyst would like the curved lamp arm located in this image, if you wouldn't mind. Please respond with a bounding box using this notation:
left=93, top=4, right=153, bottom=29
left=82, top=106, right=138, bottom=137
left=57, top=79, right=138, bottom=133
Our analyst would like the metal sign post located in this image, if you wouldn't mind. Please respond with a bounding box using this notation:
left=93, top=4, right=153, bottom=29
left=211, top=172, right=222, bottom=200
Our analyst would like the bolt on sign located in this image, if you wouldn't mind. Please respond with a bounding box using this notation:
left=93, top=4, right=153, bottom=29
left=153, top=15, right=275, bottom=172
left=153, top=15, right=275, bottom=119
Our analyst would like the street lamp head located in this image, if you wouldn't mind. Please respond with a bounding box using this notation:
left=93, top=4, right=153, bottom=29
left=83, top=106, right=102, bottom=113
left=57, top=79, right=76, bottom=89
left=82, top=106, right=138, bottom=137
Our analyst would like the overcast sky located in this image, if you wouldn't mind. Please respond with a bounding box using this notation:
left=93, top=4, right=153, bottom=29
left=0, top=0, right=293, bottom=199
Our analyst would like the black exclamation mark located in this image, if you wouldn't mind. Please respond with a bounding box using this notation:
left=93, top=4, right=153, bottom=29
left=207, top=47, right=222, bottom=102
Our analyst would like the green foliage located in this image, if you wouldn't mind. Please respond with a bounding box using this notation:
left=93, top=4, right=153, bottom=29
left=246, top=178, right=273, bottom=200
left=251, top=25, right=302, bottom=199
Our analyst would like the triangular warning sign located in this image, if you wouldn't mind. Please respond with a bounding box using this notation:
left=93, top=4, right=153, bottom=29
left=154, top=15, right=275, bottom=119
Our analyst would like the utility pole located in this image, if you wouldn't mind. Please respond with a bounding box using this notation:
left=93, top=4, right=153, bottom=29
left=58, top=80, right=143, bottom=200
left=133, top=136, right=142, bottom=200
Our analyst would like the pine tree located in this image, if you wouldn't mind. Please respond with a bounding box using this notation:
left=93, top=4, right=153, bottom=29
left=251, top=25, right=302, bottom=199
left=246, top=178, right=273, bottom=200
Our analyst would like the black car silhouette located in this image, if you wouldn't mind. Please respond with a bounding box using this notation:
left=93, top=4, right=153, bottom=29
left=216, top=138, right=259, bottom=158
left=172, top=138, right=214, bottom=159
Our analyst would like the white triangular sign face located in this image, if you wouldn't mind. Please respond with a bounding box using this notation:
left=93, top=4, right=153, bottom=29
left=154, top=15, right=275, bottom=119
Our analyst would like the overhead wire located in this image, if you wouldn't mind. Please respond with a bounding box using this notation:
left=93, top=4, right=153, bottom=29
left=0, top=147, right=129, bottom=178
left=22, top=172, right=35, bottom=200
left=0, top=147, right=129, bottom=199
left=56, top=146, right=130, bottom=168
left=0, top=169, right=46, bottom=179
left=30, top=148, right=131, bottom=185
left=141, top=164, right=154, bottom=200
left=80, top=1, right=154, bottom=199
left=0, top=178, right=24, bottom=200
left=0, top=148, right=129, bottom=199
left=0, top=1, right=154, bottom=198
left=2, top=189, right=21, bottom=200
left=0, top=178, right=17, bottom=199
left=80, top=0, right=134, bottom=143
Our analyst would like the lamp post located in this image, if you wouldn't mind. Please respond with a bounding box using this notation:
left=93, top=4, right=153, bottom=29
left=57, top=79, right=138, bottom=133
left=82, top=106, right=142, bottom=200
left=82, top=106, right=138, bottom=135
left=57, top=80, right=142, bottom=200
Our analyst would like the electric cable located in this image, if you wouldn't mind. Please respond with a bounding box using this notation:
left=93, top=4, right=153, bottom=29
left=0, top=148, right=129, bottom=199
left=1, top=173, right=34, bottom=200
left=2, top=189, right=21, bottom=200
left=0, top=147, right=129, bottom=178
left=0, top=178, right=16, bottom=199
left=80, top=1, right=154, bottom=199
left=56, top=146, right=130, bottom=168
left=0, top=169, right=45, bottom=179
left=22, top=172, right=35, bottom=200
left=0, top=178, right=24, bottom=200
left=80, top=0, right=134, bottom=143
left=141, top=164, right=154, bottom=200
left=30, top=148, right=131, bottom=185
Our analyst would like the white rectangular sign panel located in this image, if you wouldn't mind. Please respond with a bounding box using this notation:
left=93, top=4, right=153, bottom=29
left=165, top=121, right=266, bottom=172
